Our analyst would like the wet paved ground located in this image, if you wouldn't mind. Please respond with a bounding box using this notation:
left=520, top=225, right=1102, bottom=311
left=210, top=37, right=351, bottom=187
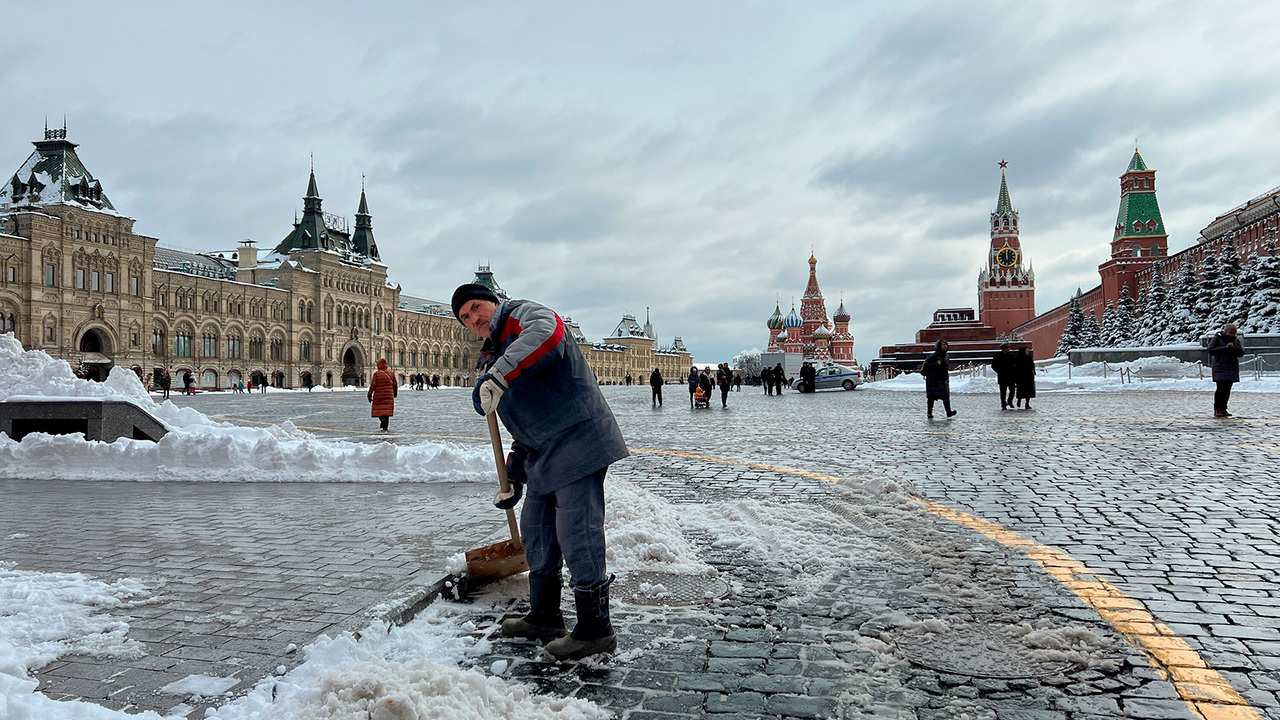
left=4, top=383, right=1279, bottom=718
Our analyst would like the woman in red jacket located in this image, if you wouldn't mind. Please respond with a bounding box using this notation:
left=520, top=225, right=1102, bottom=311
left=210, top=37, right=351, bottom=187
left=367, top=358, right=398, bottom=432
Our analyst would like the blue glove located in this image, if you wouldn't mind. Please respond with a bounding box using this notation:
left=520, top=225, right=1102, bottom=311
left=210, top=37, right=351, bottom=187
left=472, top=372, right=507, bottom=415
left=494, top=451, right=526, bottom=509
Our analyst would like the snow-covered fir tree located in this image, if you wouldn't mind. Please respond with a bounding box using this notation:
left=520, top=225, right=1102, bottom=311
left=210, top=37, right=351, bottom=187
left=1193, top=251, right=1223, bottom=337
left=1136, top=262, right=1170, bottom=346
left=1098, top=300, right=1117, bottom=347
left=1243, top=235, right=1280, bottom=333
left=1113, top=285, right=1139, bottom=346
left=1111, top=283, right=1141, bottom=345
left=1056, top=292, right=1085, bottom=356
left=1212, top=235, right=1249, bottom=329
left=732, top=348, right=763, bottom=378
left=1167, top=260, right=1199, bottom=342
left=1080, top=309, right=1102, bottom=348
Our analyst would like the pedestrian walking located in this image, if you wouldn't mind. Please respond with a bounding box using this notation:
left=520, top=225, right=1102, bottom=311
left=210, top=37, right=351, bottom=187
left=716, top=363, right=731, bottom=408
left=687, top=366, right=699, bottom=407
left=1014, top=348, right=1036, bottom=410
left=182, top=370, right=194, bottom=395
left=773, top=363, right=785, bottom=395
left=453, top=282, right=628, bottom=661
left=698, top=368, right=713, bottom=403
left=161, top=370, right=171, bottom=399
left=649, top=367, right=663, bottom=407
left=991, top=343, right=1016, bottom=410
left=1208, top=323, right=1245, bottom=417
left=733, top=373, right=742, bottom=391
left=760, top=366, right=772, bottom=395
left=921, top=339, right=957, bottom=419
left=367, top=358, right=397, bottom=432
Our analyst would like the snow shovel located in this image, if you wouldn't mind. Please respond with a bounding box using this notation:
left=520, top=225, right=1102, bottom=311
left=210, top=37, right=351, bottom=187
left=464, top=413, right=530, bottom=581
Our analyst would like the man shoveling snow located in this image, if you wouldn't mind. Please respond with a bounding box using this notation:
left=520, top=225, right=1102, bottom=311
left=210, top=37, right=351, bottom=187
left=453, top=283, right=629, bottom=661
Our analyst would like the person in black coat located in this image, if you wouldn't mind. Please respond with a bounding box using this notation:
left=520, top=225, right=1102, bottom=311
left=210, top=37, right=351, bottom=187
left=799, top=362, right=817, bottom=393
left=687, top=367, right=699, bottom=407
left=760, top=366, right=772, bottom=395
left=1014, top=348, right=1036, bottom=410
left=649, top=367, right=664, bottom=407
left=991, top=343, right=1016, bottom=409
left=1207, top=323, right=1245, bottom=417
left=921, top=340, right=956, bottom=419
left=773, top=363, right=785, bottom=395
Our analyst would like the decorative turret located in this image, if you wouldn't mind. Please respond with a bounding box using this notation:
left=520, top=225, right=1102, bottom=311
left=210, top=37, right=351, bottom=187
left=275, top=159, right=332, bottom=254
left=0, top=124, right=117, bottom=212
left=784, top=304, right=803, bottom=329
left=472, top=264, right=509, bottom=300
left=350, top=179, right=380, bottom=261
left=1098, top=148, right=1168, bottom=311
left=799, top=252, right=831, bottom=342
left=766, top=300, right=785, bottom=352
left=832, top=297, right=850, bottom=324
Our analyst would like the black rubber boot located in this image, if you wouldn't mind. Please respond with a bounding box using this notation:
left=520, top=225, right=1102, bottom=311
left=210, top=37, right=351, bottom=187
left=544, top=576, right=617, bottom=661
left=501, top=572, right=567, bottom=643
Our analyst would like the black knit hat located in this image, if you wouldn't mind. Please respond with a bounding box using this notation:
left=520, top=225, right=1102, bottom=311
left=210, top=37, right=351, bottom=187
left=451, top=283, right=499, bottom=324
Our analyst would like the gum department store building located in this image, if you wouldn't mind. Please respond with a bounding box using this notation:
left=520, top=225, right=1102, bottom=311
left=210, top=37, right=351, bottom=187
left=0, top=128, right=692, bottom=389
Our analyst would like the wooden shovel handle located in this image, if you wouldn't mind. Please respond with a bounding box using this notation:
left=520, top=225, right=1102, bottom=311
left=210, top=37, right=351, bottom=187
left=487, top=412, right=522, bottom=549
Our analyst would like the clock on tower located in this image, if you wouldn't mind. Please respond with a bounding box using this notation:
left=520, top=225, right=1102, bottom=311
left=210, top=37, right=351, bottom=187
left=996, top=247, right=1018, bottom=268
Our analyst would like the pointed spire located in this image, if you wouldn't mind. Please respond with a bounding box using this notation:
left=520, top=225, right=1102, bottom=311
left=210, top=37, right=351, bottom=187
left=1127, top=148, right=1148, bottom=173
left=995, top=162, right=1013, bottom=215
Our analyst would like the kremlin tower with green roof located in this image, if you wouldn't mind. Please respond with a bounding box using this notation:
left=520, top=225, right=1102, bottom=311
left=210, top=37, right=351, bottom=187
left=1098, top=148, right=1168, bottom=308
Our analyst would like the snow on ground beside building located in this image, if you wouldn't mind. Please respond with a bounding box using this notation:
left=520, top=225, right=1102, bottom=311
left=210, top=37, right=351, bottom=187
left=0, top=334, right=492, bottom=482
left=867, top=356, right=1280, bottom=394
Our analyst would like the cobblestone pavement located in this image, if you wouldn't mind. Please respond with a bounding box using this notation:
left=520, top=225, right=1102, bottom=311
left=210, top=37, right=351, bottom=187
left=6, top=384, right=1279, bottom=718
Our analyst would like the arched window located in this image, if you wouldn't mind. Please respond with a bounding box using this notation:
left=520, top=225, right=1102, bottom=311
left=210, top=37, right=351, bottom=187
left=1150, top=245, right=1160, bottom=257
left=1132, top=246, right=1142, bottom=257
left=174, top=329, right=193, bottom=357
left=270, top=338, right=284, bottom=361
left=299, top=339, right=311, bottom=362
left=201, top=331, right=219, bottom=358
left=152, top=327, right=166, bottom=356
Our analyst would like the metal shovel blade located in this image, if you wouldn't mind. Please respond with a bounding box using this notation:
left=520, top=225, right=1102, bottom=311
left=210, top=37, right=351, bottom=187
left=464, top=538, right=529, bottom=581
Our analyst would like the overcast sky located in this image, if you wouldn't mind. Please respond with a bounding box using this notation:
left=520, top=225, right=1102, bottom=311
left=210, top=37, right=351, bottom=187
left=4, top=1, right=1280, bottom=363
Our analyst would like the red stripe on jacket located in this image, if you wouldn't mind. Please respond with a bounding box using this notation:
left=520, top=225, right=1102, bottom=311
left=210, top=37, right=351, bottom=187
left=501, top=313, right=566, bottom=382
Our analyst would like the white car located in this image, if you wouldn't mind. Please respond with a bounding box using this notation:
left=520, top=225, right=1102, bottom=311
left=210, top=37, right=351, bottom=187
left=808, top=363, right=865, bottom=391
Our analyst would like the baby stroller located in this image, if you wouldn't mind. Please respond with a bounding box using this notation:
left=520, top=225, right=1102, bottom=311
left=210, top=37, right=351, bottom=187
left=693, top=386, right=711, bottom=408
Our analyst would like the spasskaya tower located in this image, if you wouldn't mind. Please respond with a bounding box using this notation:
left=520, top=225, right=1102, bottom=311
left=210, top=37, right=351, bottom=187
left=978, top=161, right=1036, bottom=337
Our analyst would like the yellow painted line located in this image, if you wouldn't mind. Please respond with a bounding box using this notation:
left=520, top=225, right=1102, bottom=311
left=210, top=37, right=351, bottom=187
left=621, top=448, right=1259, bottom=719
left=921, top=500, right=1262, bottom=720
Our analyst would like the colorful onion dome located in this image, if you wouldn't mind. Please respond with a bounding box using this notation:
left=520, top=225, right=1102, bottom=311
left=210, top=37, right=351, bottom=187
left=833, top=299, right=850, bottom=323
left=775, top=329, right=788, bottom=343
left=767, top=302, right=785, bottom=330
left=812, top=323, right=832, bottom=340
left=784, top=306, right=803, bottom=328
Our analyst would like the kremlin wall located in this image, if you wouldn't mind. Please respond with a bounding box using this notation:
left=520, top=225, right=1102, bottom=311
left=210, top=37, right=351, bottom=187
left=873, top=150, right=1279, bottom=370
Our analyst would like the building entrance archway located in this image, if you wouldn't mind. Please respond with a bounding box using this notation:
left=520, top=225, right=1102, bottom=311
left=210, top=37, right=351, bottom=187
left=77, top=328, right=114, bottom=382
left=342, top=346, right=364, bottom=386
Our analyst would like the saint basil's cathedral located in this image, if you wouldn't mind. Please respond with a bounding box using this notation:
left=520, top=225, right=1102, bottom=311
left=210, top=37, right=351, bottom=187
left=765, top=253, right=855, bottom=363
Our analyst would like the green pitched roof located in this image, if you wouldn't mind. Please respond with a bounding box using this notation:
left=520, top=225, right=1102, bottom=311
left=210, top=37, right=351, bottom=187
left=1114, top=191, right=1165, bottom=238
left=0, top=133, right=117, bottom=212
left=995, top=169, right=1014, bottom=215
left=1126, top=149, right=1148, bottom=173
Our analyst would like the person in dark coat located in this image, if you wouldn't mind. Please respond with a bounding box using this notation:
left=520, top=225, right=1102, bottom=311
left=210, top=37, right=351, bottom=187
left=799, top=362, right=817, bottom=393
left=1014, top=348, right=1036, bottom=410
left=454, top=283, right=629, bottom=662
left=716, top=363, right=732, bottom=407
left=1207, top=323, right=1245, bottom=417
left=161, top=370, right=171, bottom=399
left=649, top=367, right=663, bottom=407
left=760, top=365, right=772, bottom=395
left=773, top=363, right=785, bottom=395
left=921, top=339, right=956, bottom=419
left=367, top=358, right=397, bottom=431
left=687, top=366, right=699, bottom=407
left=698, top=368, right=713, bottom=400
left=991, top=343, right=1016, bottom=409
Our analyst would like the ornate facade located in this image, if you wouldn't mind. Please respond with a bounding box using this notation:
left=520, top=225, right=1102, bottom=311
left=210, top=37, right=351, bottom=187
left=0, top=128, right=691, bottom=388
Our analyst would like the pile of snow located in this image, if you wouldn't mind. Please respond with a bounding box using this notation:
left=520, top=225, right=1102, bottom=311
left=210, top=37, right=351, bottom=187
left=605, top=476, right=716, bottom=577
left=0, top=562, right=607, bottom=720
left=0, top=335, right=492, bottom=482
left=867, top=356, right=1280, bottom=394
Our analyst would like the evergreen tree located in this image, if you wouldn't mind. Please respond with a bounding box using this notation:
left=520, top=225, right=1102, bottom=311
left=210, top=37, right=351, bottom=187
left=1137, top=262, right=1170, bottom=346
left=1056, top=292, right=1085, bottom=356
left=1192, top=252, right=1223, bottom=338
left=1080, top=309, right=1102, bottom=348
left=1112, top=286, right=1139, bottom=346
left=1213, top=235, right=1249, bottom=329
left=1099, top=300, right=1118, bottom=347
left=1167, top=260, right=1199, bottom=342
left=1244, top=235, right=1280, bottom=333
